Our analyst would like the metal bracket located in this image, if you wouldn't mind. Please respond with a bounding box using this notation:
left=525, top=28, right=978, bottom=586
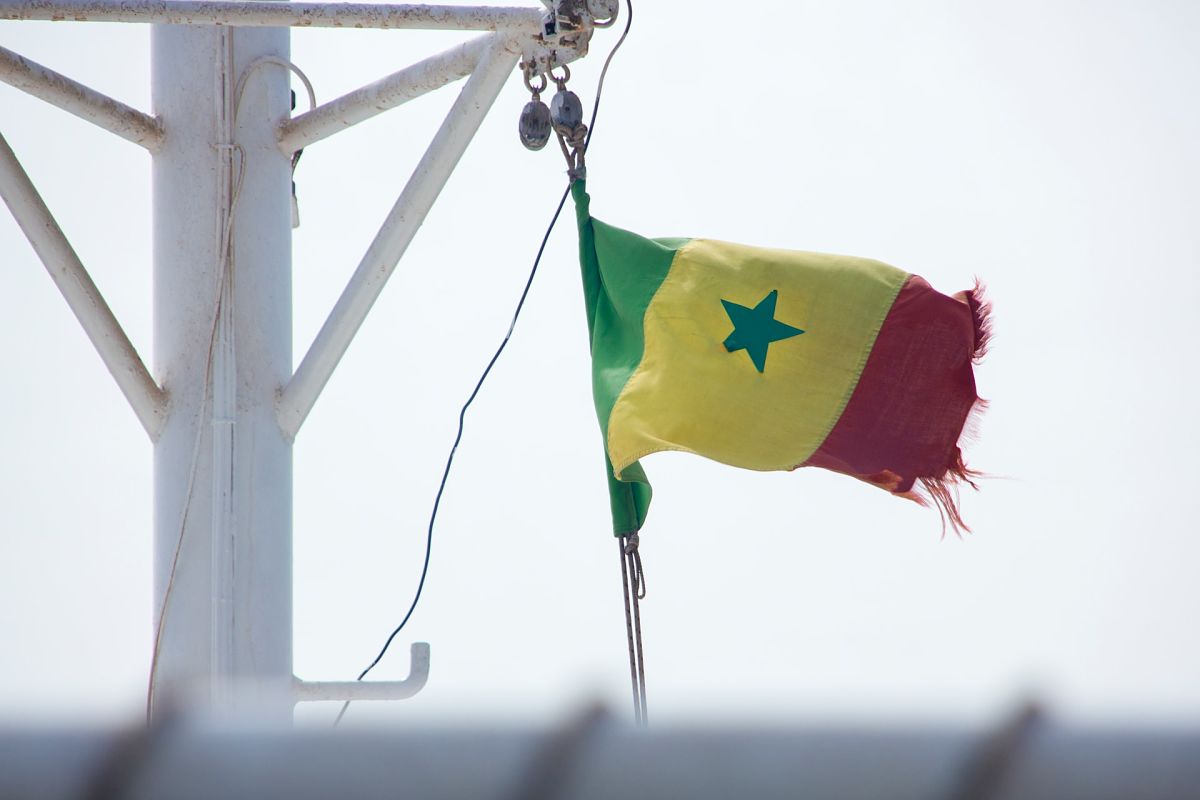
left=524, top=0, right=593, bottom=76
left=293, top=642, right=430, bottom=704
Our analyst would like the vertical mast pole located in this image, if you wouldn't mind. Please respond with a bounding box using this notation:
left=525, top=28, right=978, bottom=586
left=150, top=19, right=293, bottom=717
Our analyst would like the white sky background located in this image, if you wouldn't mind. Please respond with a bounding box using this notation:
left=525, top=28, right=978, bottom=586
left=1, top=0, right=1198, bottom=728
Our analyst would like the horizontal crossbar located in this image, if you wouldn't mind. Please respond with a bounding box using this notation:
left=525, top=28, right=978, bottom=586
left=0, top=0, right=546, bottom=31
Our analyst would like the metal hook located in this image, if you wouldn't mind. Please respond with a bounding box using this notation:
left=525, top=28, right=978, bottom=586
left=292, top=642, right=431, bottom=704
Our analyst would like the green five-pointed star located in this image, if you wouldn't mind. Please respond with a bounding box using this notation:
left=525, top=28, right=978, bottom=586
left=721, top=289, right=805, bottom=373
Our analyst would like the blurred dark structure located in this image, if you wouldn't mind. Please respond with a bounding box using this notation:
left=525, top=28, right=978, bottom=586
left=2, top=704, right=1198, bottom=800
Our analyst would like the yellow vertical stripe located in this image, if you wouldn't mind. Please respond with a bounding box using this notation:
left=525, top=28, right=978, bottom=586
left=607, top=239, right=908, bottom=476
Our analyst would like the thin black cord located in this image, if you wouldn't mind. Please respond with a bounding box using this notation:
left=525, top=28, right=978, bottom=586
left=335, top=0, right=634, bottom=727
left=584, top=0, right=632, bottom=153
left=333, top=186, right=569, bottom=726
left=618, top=538, right=642, bottom=725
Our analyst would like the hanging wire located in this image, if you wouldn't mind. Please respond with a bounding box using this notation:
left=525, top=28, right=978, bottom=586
left=619, top=533, right=647, bottom=725
left=627, top=540, right=647, bottom=724
left=584, top=0, right=633, bottom=152
left=333, top=184, right=571, bottom=726
left=602, top=1, right=645, bottom=725
left=335, top=0, right=635, bottom=726
left=618, top=538, right=643, bottom=724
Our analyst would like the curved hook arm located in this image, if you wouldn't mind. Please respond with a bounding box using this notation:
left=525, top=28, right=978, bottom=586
left=292, top=642, right=429, bottom=704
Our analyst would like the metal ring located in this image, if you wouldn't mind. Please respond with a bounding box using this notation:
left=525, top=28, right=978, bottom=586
left=522, top=70, right=548, bottom=95
left=548, top=63, right=571, bottom=85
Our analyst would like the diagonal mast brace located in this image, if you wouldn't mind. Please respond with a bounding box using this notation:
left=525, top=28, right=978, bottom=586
left=0, top=44, right=164, bottom=150
left=0, top=132, right=166, bottom=438
left=278, top=32, right=496, bottom=154
left=277, top=34, right=525, bottom=438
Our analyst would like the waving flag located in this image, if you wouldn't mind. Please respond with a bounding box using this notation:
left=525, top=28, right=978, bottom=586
left=573, top=181, right=989, bottom=535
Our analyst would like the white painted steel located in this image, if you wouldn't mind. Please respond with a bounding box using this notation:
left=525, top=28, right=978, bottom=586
left=150, top=23, right=294, bottom=718
left=277, top=32, right=494, bottom=154
left=0, top=0, right=545, bottom=31
left=2, top=0, right=592, bottom=719
left=209, top=29, right=238, bottom=708
left=293, top=643, right=430, bottom=702
left=0, top=45, right=164, bottom=149
left=277, top=37, right=520, bottom=438
left=0, top=132, right=166, bottom=438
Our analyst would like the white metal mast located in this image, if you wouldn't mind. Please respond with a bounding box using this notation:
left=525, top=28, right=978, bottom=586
left=0, top=0, right=604, bottom=719
left=148, top=20, right=296, bottom=715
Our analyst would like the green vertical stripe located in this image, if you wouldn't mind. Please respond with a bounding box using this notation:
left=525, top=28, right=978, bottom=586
left=573, top=180, right=684, bottom=534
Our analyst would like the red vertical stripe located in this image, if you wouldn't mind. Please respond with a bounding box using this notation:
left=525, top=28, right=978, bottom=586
left=802, top=275, right=988, bottom=531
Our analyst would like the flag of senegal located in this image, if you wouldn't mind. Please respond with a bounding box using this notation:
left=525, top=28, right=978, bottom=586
left=573, top=181, right=989, bottom=535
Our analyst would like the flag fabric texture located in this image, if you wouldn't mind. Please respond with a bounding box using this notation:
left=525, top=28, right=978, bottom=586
left=573, top=181, right=989, bottom=536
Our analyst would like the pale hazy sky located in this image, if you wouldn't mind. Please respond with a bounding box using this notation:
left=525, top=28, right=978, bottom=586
left=2, top=1, right=1198, bottom=727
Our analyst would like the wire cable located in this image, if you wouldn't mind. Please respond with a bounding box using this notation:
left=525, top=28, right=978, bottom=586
left=333, top=184, right=570, bottom=726
left=583, top=0, right=632, bottom=152
left=335, top=0, right=634, bottom=725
